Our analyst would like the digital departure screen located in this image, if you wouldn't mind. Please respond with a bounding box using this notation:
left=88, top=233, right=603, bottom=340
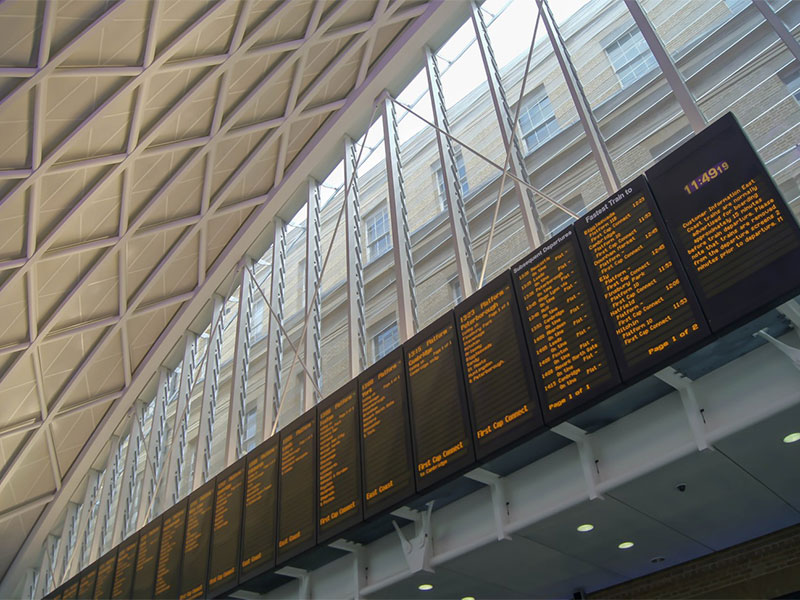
left=154, top=499, right=187, bottom=599
left=131, top=516, right=161, bottom=599
left=359, top=348, right=416, bottom=518
left=77, top=562, right=97, bottom=599
left=179, top=479, right=214, bottom=600
left=277, top=410, right=316, bottom=563
left=62, top=578, right=79, bottom=599
left=208, top=460, right=245, bottom=595
left=92, top=549, right=117, bottom=600
left=645, top=112, right=800, bottom=331
left=405, top=311, right=475, bottom=489
left=455, top=272, right=543, bottom=459
left=512, top=227, right=621, bottom=423
left=240, top=437, right=278, bottom=580
left=576, top=176, right=709, bottom=381
left=110, top=534, right=138, bottom=599
left=317, top=380, right=362, bottom=542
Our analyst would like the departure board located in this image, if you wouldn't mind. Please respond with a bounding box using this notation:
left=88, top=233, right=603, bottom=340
left=154, top=499, right=187, bottom=599
left=240, top=437, right=279, bottom=581
left=277, top=410, right=317, bottom=563
left=92, top=549, right=117, bottom=600
left=455, top=272, right=543, bottom=459
left=110, top=534, right=138, bottom=599
left=576, top=176, right=709, bottom=381
left=77, top=563, right=97, bottom=599
left=62, top=577, right=79, bottom=599
left=179, top=479, right=214, bottom=600
left=646, top=112, right=800, bottom=331
left=131, top=516, right=161, bottom=599
left=317, top=380, right=363, bottom=542
left=512, top=227, right=621, bottom=423
left=405, top=312, right=475, bottom=489
left=207, top=460, right=245, bottom=596
left=359, top=348, right=416, bottom=518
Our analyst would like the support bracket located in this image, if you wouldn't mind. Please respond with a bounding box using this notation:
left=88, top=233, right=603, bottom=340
left=391, top=502, right=434, bottom=573
left=550, top=422, right=602, bottom=500
left=464, top=468, right=511, bottom=541
left=655, top=367, right=709, bottom=451
left=329, top=539, right=366, bottom=599
left=777, top=300, right=800, bottom=341
left=275, top=566, right=310, bottom=600
left=754, top=329, right=800, bottom=371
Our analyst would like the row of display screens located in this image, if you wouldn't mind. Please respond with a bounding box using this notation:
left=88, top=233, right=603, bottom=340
left=47, top=112, right=800, bottom=599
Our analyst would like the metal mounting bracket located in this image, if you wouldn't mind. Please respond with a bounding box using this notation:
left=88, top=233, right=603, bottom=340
left=464, top=468, right=511, bottom=540
left=391, top=502, right=435, bottom=573
left=551, top=422, right=602, bottom=500
left=329, top=539, right=367, bottom=599
left=275, top=566, right=310, bottom=600
left=777, top=300, right=800, bottom=342
left=754, top=329, right=800, bottom=371
left=655, top=367, right=709, bottom=451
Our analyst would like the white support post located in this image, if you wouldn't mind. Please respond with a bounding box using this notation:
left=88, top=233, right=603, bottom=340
left=754, top=330, right=800, bottom=371
left=344, top=137, right=368, bottom=378
left=21, top=569, right=36, bottom=600
left=424, top=47, right=478, bottom=297
left=470, top=0, right=546, bottom=250
left=33, top=535, right=57, bottom=599
left=136, top=368, right=169, bottom=529
left=226, top=259, right=254, bottom=465
left=111, top=405, right=144, bottom=547
left=752, top=0, right=800, bottom=63
left=303, top=179, right=323, bottom=410
left=274, top=566, right=311, bottom=600
left=328, top=540, right=367, bottom=600
left=464, top=468, right=511, bottom=541
left=624, top=0, right=706, bottom=134
left=65, top=470, right=100, bottom=578
left=164, top=333, right=197, bottom=505
left=88, top=436, right=120, bottom=563
left=380, top=93, right=418, bottom=341
left=51, top=501, right=79, bottom=586
left=193, top=294, right=225, bottom=490
left=655, top=367, right=709, bottom=451
left=263, top=219, right=287, bottom=438
left=535, top=0, right=620, bottom=194
left=550, top=422, right=602, bottom=500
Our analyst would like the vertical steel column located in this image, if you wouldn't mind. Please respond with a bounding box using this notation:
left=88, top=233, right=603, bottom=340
left=303, top=179, right=323, bottom=410
left=380, top=94, right=419, bottom=341
left=51, top=501, right=79, bottom=586
left=65, top=470, right=100, bottom=578
left=535, top=0, right=620, bottom=194
left=263, top=219, right=287, bottom=438
left=21, top=569, right=35, bottom=600
left=33, top=535, right=57, bottom=599
left=164, top=333, right=197, bottom=506
left=624, top=1, right=706, bottom=133
left=192, top=294, right=225, bottom=490
left=88, top=436, right=120, bottom=563
left=136, top=368, right=169, bottom=529
left=344, top=137, right=368, bottom=379
left=470, top=1, right=546, bottom=250
left=111, top=405, right=144, bottom=546
left=752, top=0, right=800, bottom=62
left=424, top=47, right=479, bottom=297
left=225, top=259, right=254, bottom=465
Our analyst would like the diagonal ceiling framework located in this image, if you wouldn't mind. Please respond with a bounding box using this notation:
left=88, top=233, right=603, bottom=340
left=0, top=0, right=467, bottom=588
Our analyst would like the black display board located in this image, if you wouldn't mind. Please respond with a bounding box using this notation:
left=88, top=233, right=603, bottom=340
left=179, top=479, right=214, bottom=600
left=154, top=498, right=187, bottom=599
left=110, top=533, right=138, bottom=599
left=207, top=460, right=246, bottom=596
left=359, top=347, right=416, bottom=518
left=404, top=311, right=476, bottom=489
left=77, top=562, right=97, bottom=599
left=277, top=410, right=317, bottom=563
left=645, top=112, right=800, bottom=331
left=575, top=176, right=710, bottom=381
left=455, top=271, right=543, bottom=459
left=511, top=227, right=621, bottom=423
left=240, top=436, right=279, bottom=582
left=43, top=586, right=62, bottom=600
left=61, top=577, right=79, bottom=599
left=92, top=548, right=117, bottom=600
left=317, top=380, right=363, bottom=542
left=131, top=516, right=161, bottom=599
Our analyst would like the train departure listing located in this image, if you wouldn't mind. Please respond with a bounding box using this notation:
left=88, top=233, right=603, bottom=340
left=318, top=383, right=361, bottom=540
left=154, top=502, right=186, bottom=599
left=360, top=350, right=415, bottom=517
left=93, top=551, right=117, bottom=600
left=405, top=313, right=474, bottom=488
left=110, top=535, right=137, bottom=599
left=179, top=481, right=214, bottom=600
left=241, top=439, right=278, bottom=577
left=456, top=273, right=542, bottom=459
left=512, top=228, right=619, bottom=421
left=577, top=177, right=707, bottom=379
left=131, top=518, right=161, bottom=598
left=277, top=413, right=316, bottom=562
left=208, top=462, right=245, bottom=594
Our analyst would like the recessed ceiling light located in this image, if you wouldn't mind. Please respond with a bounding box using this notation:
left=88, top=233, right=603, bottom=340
left=418, top=584, right=434, bottom=591
left=783, top=432, right=800, bottom=444
left=618, top=541, right=634, bottom=549
left=577, top=523, right=594, bottom=532
left=462, top=596, right=476, bottom=600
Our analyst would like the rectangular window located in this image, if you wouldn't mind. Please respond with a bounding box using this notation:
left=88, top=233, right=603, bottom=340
left=519, top=88, right=560, bottom=152
left=373, top=322, right=399, bottom=361
left=780, top=67, right=800, bottom=104
left=365, top=206, right=392, bottom=260
left=434, top=149, right=469, bottom=209
left=605, top=29, right=657, bottom=87
left=244, top=407, right=257, bottom=452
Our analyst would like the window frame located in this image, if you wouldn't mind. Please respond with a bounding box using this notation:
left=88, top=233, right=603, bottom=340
left=604, top=27, right=657, bottom=88
left=364, top=204, right=392, bottom=261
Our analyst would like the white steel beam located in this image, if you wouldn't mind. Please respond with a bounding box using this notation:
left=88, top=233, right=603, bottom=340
left=752, top=0, right=800, bottom=63
left=87, top=436, right=120, bottom=564
left=32, top=535, right=57, bottom=599
left=136, top=368, right=170, bottom=529
left=344, top=137, right=368, bottom=378
left=164, top=334, right=198, bottom=505
left=303, top=180, right=323, bottom=410
left=263, top=220, right=287, bottom=438
left=51, top=501, right=79, bottom=587
left=226, top=260, right=254, bottom=466
left=64, top=470, right=100, bottom=579
left=111, top=407, right=144, bottom=547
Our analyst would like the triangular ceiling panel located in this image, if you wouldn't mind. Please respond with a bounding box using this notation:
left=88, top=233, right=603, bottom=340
left=0, top=0, right=39, bottom=68
left=138, top=230, right=199, bottom=308
left=326, top=0, right=377, bottom=32
left=168, top=0, right=240, bottom=63
left=140, top=157, right=204, bottom=230
left=249, top=0, right=314, bottom=49
left=222, top=51, right=286, bottom=123
left=227, top=66, right=292, bottom=130
left=210, top=130, right=269, bottom=201
left=153, top=0, right=216, bottom=59
left=216, top=140, right=277, bottom=210
left=0, top=189, right=27, bottom=262
left=140, top=65, right=214, bottom=142
left=370, top=20, right=411, bottom=71
left=126, top=225, right=186, bottom=303
left=0, top=271, right=29, bottom=347
left=127, top=303, right=181, bottom=373
left=51, top=400, right=114, bottom=479
left=0, top=353, right=39, bottom=431
left=38, top=324, right=107, bottom=402
left=61, top=0, right=150, bottom=68
left=0, top=431, right=30, bottom=476
left=298, top=37, right=353, bottom=100
left=0, top=433, right=54, bottom=513
left=59, top=330, right=124, bottom=409
left=285, top=112, right=332, bottom=172
left=205, top=206, right=254, bottom=270
left=0, top=87, right=32, bottom=169
left=127, top=147, right=194, bottom=224
left=149, top=74, right=217, bottom=148
left=34, top=247, right=104, bottom=330
left=303, top=52, right=360, bottom=108
left=243, top=0, right=283, bottom=41
left=49, top=0, right=119, bottom=59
